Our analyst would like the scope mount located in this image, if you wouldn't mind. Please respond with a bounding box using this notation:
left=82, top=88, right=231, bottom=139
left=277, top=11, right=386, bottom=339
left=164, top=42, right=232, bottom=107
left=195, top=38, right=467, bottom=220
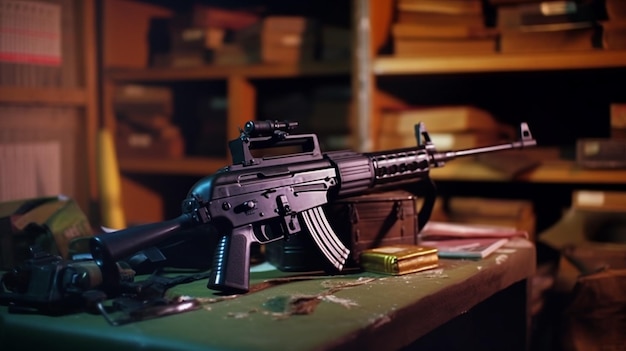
left=228, top=120, right=322, bottom=167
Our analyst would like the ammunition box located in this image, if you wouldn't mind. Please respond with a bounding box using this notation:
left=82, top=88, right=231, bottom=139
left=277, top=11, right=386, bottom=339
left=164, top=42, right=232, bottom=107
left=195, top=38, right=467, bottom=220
left=265, top=190, right=419, bottom=272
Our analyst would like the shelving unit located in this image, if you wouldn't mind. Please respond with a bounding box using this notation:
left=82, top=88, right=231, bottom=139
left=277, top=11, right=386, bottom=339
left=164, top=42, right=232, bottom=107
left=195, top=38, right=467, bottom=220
left=105, top=0, right=626, bottom=225
left=430, top=158, right=626, bottom=184
left=108, top=61, right=351, bottom=176
left=354, top=0, right=626, bottom=186
left=102, top=0, right=353, bottom=223
left=0, top=0, right=99, bottom=217
left=107, top=62, right=351, bottom=81
left=372, top=50, right=626, bottom=75
left=353, top=0, right=626, bottom=236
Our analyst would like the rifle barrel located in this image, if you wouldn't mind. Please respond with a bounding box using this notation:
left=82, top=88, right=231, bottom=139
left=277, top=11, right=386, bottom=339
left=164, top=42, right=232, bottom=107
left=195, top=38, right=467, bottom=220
left=432, top=122, right=536, bottom=166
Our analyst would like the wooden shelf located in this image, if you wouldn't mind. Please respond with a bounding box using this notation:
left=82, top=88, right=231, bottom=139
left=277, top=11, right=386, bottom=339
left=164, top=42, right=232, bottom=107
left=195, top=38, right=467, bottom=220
left=107, top=61, right=352, bottom=82
left=431, top=159, right=626, bottom=184
left=118, top=155, right=626, bottom=185
left=0, top=87, right=88, bottom=106
left=373, top=50, right=626, bottom=76
left=118, top=156, right=228, bottom=176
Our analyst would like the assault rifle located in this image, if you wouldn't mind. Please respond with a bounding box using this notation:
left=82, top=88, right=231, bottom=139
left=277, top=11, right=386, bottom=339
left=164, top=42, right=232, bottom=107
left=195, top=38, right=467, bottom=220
left=91, top=120, right=536, bottom=294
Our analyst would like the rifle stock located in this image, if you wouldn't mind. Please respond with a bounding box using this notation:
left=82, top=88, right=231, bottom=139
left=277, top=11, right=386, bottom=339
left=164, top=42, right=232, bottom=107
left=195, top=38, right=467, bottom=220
left=90, top=120, right=537, bottom=294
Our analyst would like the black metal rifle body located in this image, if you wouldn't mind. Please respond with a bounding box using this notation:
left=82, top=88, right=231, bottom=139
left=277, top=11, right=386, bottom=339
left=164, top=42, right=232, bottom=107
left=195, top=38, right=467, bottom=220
left=90, top=120, right=537, bottom=294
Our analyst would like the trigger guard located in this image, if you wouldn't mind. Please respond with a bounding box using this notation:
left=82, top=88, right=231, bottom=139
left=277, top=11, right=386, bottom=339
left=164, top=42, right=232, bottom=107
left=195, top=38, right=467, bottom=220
left=253, top=224, right=283, bottom=244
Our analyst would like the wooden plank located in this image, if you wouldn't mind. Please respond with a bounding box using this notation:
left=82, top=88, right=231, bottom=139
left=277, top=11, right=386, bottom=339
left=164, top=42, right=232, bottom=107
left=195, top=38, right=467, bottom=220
left=431, top=158, right=626, bottom=184
left=374, top=50, right=626, bottom=75
left=118, top=157, right=227, bottom=175
left=0, top=87, right=87, bottom=105
left=106, top=61, right=352, bottom=82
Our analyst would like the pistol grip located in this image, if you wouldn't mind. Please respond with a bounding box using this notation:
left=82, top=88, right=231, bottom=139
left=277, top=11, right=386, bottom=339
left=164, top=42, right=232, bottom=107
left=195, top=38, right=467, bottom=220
left=207, top=225, right=254, bottom=293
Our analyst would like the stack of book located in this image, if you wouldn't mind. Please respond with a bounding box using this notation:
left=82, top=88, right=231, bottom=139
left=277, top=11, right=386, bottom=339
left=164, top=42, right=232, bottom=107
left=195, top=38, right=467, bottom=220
left=418, top=221, right=529, bottom=259
left=611, top=103, right=626, bottom=139
left=392, top=0, right=497, bottom=56
left=235, top=16, right=317, bottom=64
left=495, top=0, right=598, bottom=53
left=434, top=196, right=537, bottom=240
left=377, top=105, right=515, bottom=151
left=151, top=5, right=261, bottom=67
left=600, top=0, right=626, bottom=50
left=114, top=85, right=184, bottom=158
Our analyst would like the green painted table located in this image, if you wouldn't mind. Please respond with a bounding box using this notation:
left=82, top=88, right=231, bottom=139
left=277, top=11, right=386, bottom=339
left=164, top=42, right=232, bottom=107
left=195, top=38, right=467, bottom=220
left=0, top=239, right=535, bottom=351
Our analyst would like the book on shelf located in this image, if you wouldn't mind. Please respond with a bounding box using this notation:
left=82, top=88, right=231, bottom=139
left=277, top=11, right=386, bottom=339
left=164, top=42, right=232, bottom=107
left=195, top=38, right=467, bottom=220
left=395, top=37, right=496, bottom=55
left=611, top=103, right=626, bottom=139
left=380, top=106, right=502, bottom=134
left=420, top=221, right=530, bottom=241
left=191, top=4, right=261, bottom=30
left=487, top=0, right=545, bottom=4
left=396, top=0, right=484, bottom=16
left=538, top=200, right=626, bottom=253
left=152, top=5, right=264, bottom=67
left=392, top=22, right=499, bottom=40
left=114, top=84, right=173, bottom=116
left=445, top=213, right=536, bottom=239
left=359, top=244, right=439, bottom=275
left=396, top=10, right=486, bottom=27
left=392, top=0, right=493, bottom=56
left=576, top=138, right=626, bottom=169
left=495, top=0, right=599, bottom=53
left=419, top=220, right=526, bottom=259
left=213, top=43, right=257, bottom=65
left=263, top=16, right=314, bottom=33
left=115, top=127, right=185, bottom=159
left=599, top=21, right=626, bottom=50
left=496, top=1, right=596, bottom=32
left=235, top=16, right=317, bottom=64
left=419, top=237, right=509, bottom=259
left=169, top=26, right=226, bottom=52
left=113, top=84, right=184, bottom=158
left=572, top=190, right=626, bottom=212
left=499, top=27, right=596, bottom=53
